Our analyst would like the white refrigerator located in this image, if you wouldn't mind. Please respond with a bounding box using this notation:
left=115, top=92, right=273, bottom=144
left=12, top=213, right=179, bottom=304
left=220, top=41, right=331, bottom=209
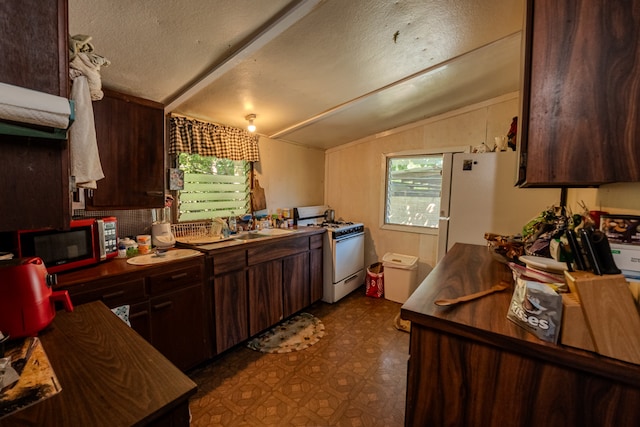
left=437, top=151, right=561, bottom=262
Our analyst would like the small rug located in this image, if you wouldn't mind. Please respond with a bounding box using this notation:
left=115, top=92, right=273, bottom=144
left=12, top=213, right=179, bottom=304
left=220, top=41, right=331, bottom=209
left=394, top=313, right=411, bottom=333
left=247, top=313, right=325, bottom=354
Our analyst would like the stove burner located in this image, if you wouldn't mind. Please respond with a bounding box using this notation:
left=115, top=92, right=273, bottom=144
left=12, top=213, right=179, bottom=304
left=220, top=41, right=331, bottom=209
left=320, top=221, right=354, bottom=228
left=322, top=222, right=364, bottom=239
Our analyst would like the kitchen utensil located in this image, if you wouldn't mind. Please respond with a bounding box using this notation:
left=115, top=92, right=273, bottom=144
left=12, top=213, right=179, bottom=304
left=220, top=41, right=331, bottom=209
left=151, top=222, right=175, bottom=249
left=580, top=228, right=603, bottom=275
left=579, top=228, right=620, bottom=275
left=566, top=229, right=587, bottom=270
left=588, top=229, right=621, bottom=275
left=251, top=179, right=267, bottom=212
left=0, top=257, right=73, bottom=338
left=324, top=209, right=335, bottom=222
left=434, top=282, right=509, bottom=306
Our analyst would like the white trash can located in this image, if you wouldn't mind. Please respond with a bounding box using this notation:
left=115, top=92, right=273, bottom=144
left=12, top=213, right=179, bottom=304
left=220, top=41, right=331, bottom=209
left=382, top=252, right=419, bottom=303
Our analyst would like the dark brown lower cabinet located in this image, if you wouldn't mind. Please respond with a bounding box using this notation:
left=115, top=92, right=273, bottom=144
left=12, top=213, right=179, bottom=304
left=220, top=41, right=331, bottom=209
left=208, top=231, right=325, bottom=355
left=283, top=252, right=310, bottom=317
left=128, top=301, right=151, bottom=341
left=310, top=235, right=323, bottom=303
left=213, top=270, right=248, bottom=354
left=248, top=260, right=284, bottom=336
left=150, top=285, right=206, bottom=371
left=59, top=256, right=209, bottom=372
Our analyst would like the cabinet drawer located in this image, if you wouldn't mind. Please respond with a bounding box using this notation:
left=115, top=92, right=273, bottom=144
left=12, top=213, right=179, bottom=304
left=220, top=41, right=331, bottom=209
left=310, top=234, right=323, bottom=249
left=213, top=249, right=246, bottom=275
left=69, top=278, right=147, bottom=307
left=247, top=238, right=309, bottom=265
left=148, top=264, right=203, bottom=295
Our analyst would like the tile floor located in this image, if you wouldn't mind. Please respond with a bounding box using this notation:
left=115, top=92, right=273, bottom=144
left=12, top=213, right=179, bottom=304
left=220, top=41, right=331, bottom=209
left=188, top=288, right=410, bottom=427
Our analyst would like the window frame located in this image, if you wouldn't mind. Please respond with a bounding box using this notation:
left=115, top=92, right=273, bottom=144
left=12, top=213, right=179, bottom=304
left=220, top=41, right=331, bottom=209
left=175, top=153, right=252, bottom=222
left=379, top=146, right=469, bottom=235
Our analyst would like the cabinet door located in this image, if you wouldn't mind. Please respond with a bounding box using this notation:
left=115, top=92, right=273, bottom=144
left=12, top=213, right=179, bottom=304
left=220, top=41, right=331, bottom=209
left=248, top=260, right=283, bottom=336
left=128, top=301, right=151, bottom=342
left=150, top=284, right=207, bottom=371
left=213, top=270, right=248, bottom=354
left=67, top=277, right=151, bottom=341
left=519, top=0, right=640, bottom=186
left=89, top=90, right=165, bottom=209
left=283, top=252, right=310, bottom=317
left=310, top=247, right=323, bottom=303
left=0, top=0, right=70, bottom=231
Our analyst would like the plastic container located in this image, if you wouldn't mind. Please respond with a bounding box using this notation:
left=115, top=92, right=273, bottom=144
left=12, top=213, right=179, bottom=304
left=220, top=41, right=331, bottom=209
left=382, top=252, right=419, bottom=303
left=136, top=235, right=151, bottom=254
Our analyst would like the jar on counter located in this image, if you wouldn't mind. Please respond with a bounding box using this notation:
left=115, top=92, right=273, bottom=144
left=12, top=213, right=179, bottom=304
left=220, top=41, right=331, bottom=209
left=119, top=238, right=138, bottom=257
left=136, top=235, right=151, bottom=254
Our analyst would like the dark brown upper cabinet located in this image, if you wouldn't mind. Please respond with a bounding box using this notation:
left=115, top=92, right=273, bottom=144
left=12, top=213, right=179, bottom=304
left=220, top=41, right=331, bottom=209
left=0, top=0, right=70, bottom=232
left=87, top=90, right=165, bottom=209
left=518, top=0, right=640, bottom=187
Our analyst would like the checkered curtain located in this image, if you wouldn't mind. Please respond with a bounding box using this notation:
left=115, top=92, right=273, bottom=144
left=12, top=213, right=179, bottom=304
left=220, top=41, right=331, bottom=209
left=169, top=116, right=260, bottom=161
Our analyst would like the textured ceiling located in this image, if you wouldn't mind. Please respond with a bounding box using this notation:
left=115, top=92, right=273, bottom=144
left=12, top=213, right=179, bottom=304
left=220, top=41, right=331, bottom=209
left=69, top=0, right=525, bottom=149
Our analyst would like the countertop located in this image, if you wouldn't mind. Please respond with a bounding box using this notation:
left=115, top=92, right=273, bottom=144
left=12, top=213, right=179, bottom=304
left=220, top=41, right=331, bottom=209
left=0, top=301, right=197, bottom=426
left=54, top=226, right=325, bottom=288
left=54, top=249, right=205, bottom=288
left=177, top=226, right=326, bottom=253
left=401, top=243, right=640, bottom=387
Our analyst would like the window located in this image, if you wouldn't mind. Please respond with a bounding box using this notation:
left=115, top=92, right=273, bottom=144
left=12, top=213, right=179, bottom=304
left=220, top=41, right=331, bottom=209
left=384, top=153, right=445, bottom=230
left=176, top=153, right=250, bottom=222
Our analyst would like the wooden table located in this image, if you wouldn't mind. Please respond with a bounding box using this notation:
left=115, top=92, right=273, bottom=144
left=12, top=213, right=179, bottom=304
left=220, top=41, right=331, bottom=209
left=401, top=243, right=640, bottom=427
left=1, top=301, right=197, bottom=426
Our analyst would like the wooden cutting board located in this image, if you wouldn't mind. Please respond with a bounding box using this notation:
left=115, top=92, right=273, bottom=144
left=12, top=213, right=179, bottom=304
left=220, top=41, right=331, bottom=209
left=251, top=179, right=266, bottom=212
left=566, top=270, right=640, bottom=365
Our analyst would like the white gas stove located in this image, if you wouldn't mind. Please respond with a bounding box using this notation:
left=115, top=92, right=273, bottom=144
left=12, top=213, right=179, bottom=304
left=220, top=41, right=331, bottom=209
left=294, top=206, right=365, bottom=303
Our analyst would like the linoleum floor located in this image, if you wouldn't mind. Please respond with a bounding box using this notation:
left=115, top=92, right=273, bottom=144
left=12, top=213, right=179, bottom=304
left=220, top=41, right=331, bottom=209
left=188, top=288, right=410, bottom=427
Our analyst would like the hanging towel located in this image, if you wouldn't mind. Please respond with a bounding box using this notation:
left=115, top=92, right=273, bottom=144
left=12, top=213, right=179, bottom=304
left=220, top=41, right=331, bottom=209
left=69, top=53, right=108, bottom=100
left=68, top=35, right=110, bottom=101
left=69, top=76, right=104, bottom=189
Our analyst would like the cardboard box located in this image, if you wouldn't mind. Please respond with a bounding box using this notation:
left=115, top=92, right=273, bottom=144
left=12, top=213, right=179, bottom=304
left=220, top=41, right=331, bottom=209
left=610, top=243, right=640, bottom=273
left=600, top=215, right=640, bottom=245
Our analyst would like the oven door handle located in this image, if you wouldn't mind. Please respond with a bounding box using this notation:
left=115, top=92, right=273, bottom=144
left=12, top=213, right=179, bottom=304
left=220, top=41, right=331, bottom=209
left=344, top=273, right=360, bottom=284
left=334, top=232, right=364, bottom=242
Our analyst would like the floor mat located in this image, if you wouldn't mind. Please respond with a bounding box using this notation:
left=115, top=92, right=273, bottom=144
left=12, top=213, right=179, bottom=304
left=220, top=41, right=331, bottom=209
left=246, top=312, right=325, bottom=354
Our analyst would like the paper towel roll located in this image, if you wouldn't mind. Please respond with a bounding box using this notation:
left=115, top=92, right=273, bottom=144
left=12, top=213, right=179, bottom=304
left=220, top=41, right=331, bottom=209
left=0, top=82, right=71, bottom=129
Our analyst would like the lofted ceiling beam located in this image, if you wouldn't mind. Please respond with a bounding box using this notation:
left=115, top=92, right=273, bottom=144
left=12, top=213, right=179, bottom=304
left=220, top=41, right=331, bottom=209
left=269, top=31, right=523, bottom=140
left=164, top=0, right=322, bottom=114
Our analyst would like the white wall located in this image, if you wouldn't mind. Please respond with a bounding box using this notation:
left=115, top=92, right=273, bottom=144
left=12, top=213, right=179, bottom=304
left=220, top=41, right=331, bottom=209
left=324, top=90, right=640, bottom=284
left=324, top=92, right=521, bottom=282
left=568, top=184, right=640, bottom=218
left=254, top=135, right=325, bottom=214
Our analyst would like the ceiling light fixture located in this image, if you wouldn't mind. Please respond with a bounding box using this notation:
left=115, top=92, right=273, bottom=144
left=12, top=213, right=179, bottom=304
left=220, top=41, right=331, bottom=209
left=246, top=114, right=256, bottom=132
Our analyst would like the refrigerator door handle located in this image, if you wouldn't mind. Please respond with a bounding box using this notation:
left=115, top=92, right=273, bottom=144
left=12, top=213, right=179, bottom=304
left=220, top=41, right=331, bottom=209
left=437, top=217, right=450, bottom=263
left=439, top=152, right=454, bottom=218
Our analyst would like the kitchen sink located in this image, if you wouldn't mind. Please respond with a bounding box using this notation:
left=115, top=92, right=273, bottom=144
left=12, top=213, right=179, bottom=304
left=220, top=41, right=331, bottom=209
left=234, top=228, right=296, bottom=241
left=255, top=228, right=295, bottom=236
left=234, top=232, right=265, bottom=241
